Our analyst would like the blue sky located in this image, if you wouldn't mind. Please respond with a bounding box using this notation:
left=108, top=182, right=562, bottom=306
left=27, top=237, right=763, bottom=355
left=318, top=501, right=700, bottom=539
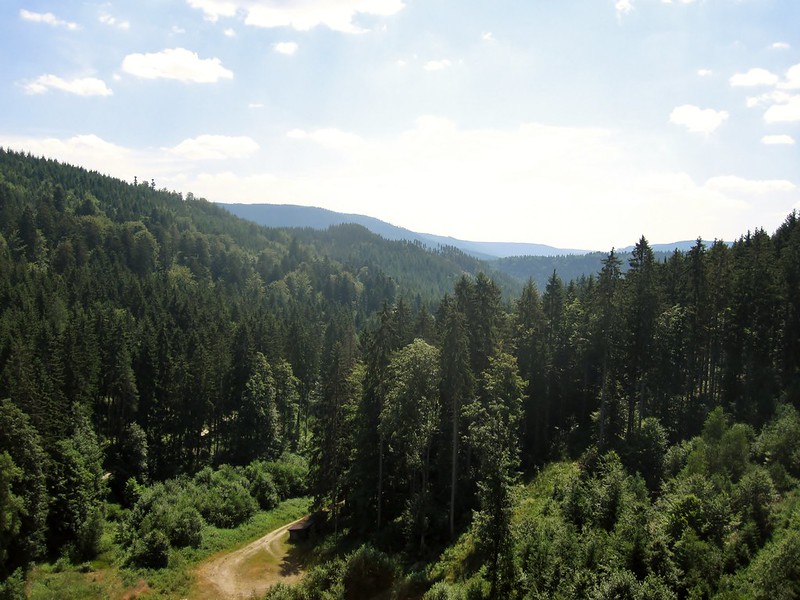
left=1, top=0, right=799, bottom=249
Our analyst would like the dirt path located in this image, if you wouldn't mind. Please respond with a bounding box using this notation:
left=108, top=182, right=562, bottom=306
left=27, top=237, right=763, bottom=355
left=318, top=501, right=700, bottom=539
left=194, top=516, right=309, bottom=599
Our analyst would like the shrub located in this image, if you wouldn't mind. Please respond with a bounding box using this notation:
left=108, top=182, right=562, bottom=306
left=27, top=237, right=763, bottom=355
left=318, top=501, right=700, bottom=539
left=121, top=479, right=205, bottom=551
left=0, top=569, right=25, bottom=600
left=342, top=544, right=400, bottom=600
left=423, top=581, right=465, bottom=600
left=296, top=558, right=346, bottom=598
left=243, top=461, right=279, bottom=510
left=194, top=465, right=257, bottom=528
left=731, top=467, right=776, bottom=545
left=264, top=454, right=309, bottom=499
left=623, top=417, right=668, bottom=492
left=590, top=568, right=642, bottom=600
left=755, top=404, right=800, bottom=478
left=262, top=582, right=302, bottom=599
left=129, top=529, right=169, bottom=568
left=749, top=530, right=800, bottom=600
left=168, top=506, right=204, bottom=548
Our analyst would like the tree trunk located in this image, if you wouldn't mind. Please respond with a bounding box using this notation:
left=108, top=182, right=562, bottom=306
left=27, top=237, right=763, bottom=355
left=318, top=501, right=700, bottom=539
left=449, top=395, right=458, bottom=539
left=377, top=433, right=384, bottom=529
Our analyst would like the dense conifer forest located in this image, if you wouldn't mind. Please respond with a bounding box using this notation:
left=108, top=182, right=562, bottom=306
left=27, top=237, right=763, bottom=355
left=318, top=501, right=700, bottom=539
left=2, top=148, right=800, bottom=599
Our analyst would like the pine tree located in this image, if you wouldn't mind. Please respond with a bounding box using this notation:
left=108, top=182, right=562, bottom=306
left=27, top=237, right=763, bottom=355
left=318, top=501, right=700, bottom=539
left=380, top=339, right=441, bottom=549
left=596, top=249, right=622, bottom=450
left=624, top=236, right=659, bottom=435
left=467, top=353, right=524, bottom=599
left=439, top=297, right=474, bottom=538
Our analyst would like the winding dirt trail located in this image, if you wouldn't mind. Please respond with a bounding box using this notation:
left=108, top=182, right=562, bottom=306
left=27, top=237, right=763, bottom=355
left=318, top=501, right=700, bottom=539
left=194, top=516, right=309, bottom=599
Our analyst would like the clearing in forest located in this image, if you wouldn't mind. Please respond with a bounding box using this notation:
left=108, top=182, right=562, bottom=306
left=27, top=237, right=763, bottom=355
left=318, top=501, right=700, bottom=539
left=193, top=516, right=310, bottom=599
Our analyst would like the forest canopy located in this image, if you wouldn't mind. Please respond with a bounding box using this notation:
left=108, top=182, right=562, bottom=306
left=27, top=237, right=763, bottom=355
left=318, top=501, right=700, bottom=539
left=1, top=148, right=800, bottom=599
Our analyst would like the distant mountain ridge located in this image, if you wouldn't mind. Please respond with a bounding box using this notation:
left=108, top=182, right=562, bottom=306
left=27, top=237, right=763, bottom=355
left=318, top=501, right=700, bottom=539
left=219, top=203, right=591, bottom=258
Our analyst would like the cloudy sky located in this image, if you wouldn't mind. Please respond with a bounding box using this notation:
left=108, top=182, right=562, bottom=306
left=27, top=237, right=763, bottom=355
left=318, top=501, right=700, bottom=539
left=1, top=0, right=799, bottom=249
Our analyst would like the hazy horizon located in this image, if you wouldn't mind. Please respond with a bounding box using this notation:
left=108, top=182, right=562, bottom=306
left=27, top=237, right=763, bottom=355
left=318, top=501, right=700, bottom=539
left=1, top=0, right=799, bottom=248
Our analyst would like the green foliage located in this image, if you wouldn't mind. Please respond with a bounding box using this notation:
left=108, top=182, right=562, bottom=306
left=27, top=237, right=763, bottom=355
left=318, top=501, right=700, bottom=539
left=262, top=582, right=301, bottom=600
left=121, top=478, right=204, bottom=551
left=128, top=529, right=170, bottom=569
left=623, top=417, right=667, bottom=492
left=4, top=147, right=800, bottom=597
left=424, top=581, right=465, bottom=600
left=263, top=454, right=309, bottom=499
left=755, top=404, right=800, bottom=479
left=341, top=544, right=400, bottom=600
left=193, top=465, right=257, bottom=528
left=47, top=407, right=107, bottom=561
left=0, top=399, right=48, bottom=573
left=0, top=569, right=25, bottom=600
left=748, top=530, right=800, bottom=599
left=243, top=461, right=279, bottom=510
left=731, top=467, right=776, bottom=546
left=232, top=353, right=281, bottom=465
left=380, top=339, right=441, bottom=547
left=589, top=568, right=642, bottom=600
left=0, top=453, right=23, bottom=570
left=467, top=352, right=524, bottom=597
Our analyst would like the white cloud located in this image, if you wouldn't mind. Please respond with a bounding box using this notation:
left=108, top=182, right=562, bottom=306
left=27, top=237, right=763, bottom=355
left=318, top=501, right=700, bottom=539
left=396, top=59, right=408, bottom=67
left=167, top=135, right=259, bottom=159
left=248, top=102, right=264, bottom=109
left=19, top=9, right=79, bottom=30
left=705, top=176, right=795, bottom=195
left=22, top=74, right=113, bottom=97
left=122, top=48, right=233, bottom=83
left=99, top=13, right=130, bottom=29
left=223, top=27, right=237, bottom=37
left=273, top=42, right=299, bottom=55
left=424, top=59, right=452, bottom=72
left=697, top=69, right=713, bottom=77
left=669, top=105, right=729, bottom=134
left=615, top=0, right=634, bottom=15
left=764, top=96, right=800, bottom=123
left=746, top=90, right=792, bottom=108
left=482, top=32, right=494, bottom=42
left=779, top=64, right=800, bottom=90
left=772, top=42, right=791, bottom=50
left=730, top=68, right=779, bottom=87
left=172, top=25, right=186, bottom=34
left=287, top=128, right=365, bottom=150
left=762, top=135, right=795, bottom=145
left=186, top=0, right=406, bottom=33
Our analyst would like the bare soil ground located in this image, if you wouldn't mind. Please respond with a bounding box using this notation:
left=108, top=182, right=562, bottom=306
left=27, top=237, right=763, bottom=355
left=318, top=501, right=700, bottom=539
left=194, top=516, right=310, bottom=599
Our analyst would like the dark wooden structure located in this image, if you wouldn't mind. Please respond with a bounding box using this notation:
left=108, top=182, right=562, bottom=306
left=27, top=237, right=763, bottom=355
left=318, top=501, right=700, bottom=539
left=288, top=515, right=317, bottom=542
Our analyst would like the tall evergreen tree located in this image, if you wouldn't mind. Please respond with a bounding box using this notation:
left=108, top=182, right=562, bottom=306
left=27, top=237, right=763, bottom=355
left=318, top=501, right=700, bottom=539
left=439, top=297, right=474, bottom=539
left=624, top=236, right=659, bottom=435
left=596, top=249, right=623, bottom=449
left=467, top=353, right=524, bottom=599
left=380, top=339, right=441, bottom=549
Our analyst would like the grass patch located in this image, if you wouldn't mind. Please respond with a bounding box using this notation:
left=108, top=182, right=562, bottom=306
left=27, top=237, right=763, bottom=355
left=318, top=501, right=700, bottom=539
left=192, top=496, right=310, bottom=559
left=26, top=497, right=311, bottom=600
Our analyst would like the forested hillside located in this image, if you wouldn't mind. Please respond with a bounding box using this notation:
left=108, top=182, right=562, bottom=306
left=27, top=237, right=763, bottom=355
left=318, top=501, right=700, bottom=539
left=2, top=149, right=800, bottom=599
left=491, top=249, right=673, bottom=292
left=0, top=148, right=465, bottom=584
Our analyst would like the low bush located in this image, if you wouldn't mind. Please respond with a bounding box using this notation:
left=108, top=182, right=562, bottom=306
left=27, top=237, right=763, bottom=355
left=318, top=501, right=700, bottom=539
left=341, top=544, right=400, bottom=600
left=263, top=454, right=309, bottom=499
left=128, top=529, right=170, bottom=569
left=194, top=466, right=257, bottom=528
left=243, top=461, right=279, bottom=510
